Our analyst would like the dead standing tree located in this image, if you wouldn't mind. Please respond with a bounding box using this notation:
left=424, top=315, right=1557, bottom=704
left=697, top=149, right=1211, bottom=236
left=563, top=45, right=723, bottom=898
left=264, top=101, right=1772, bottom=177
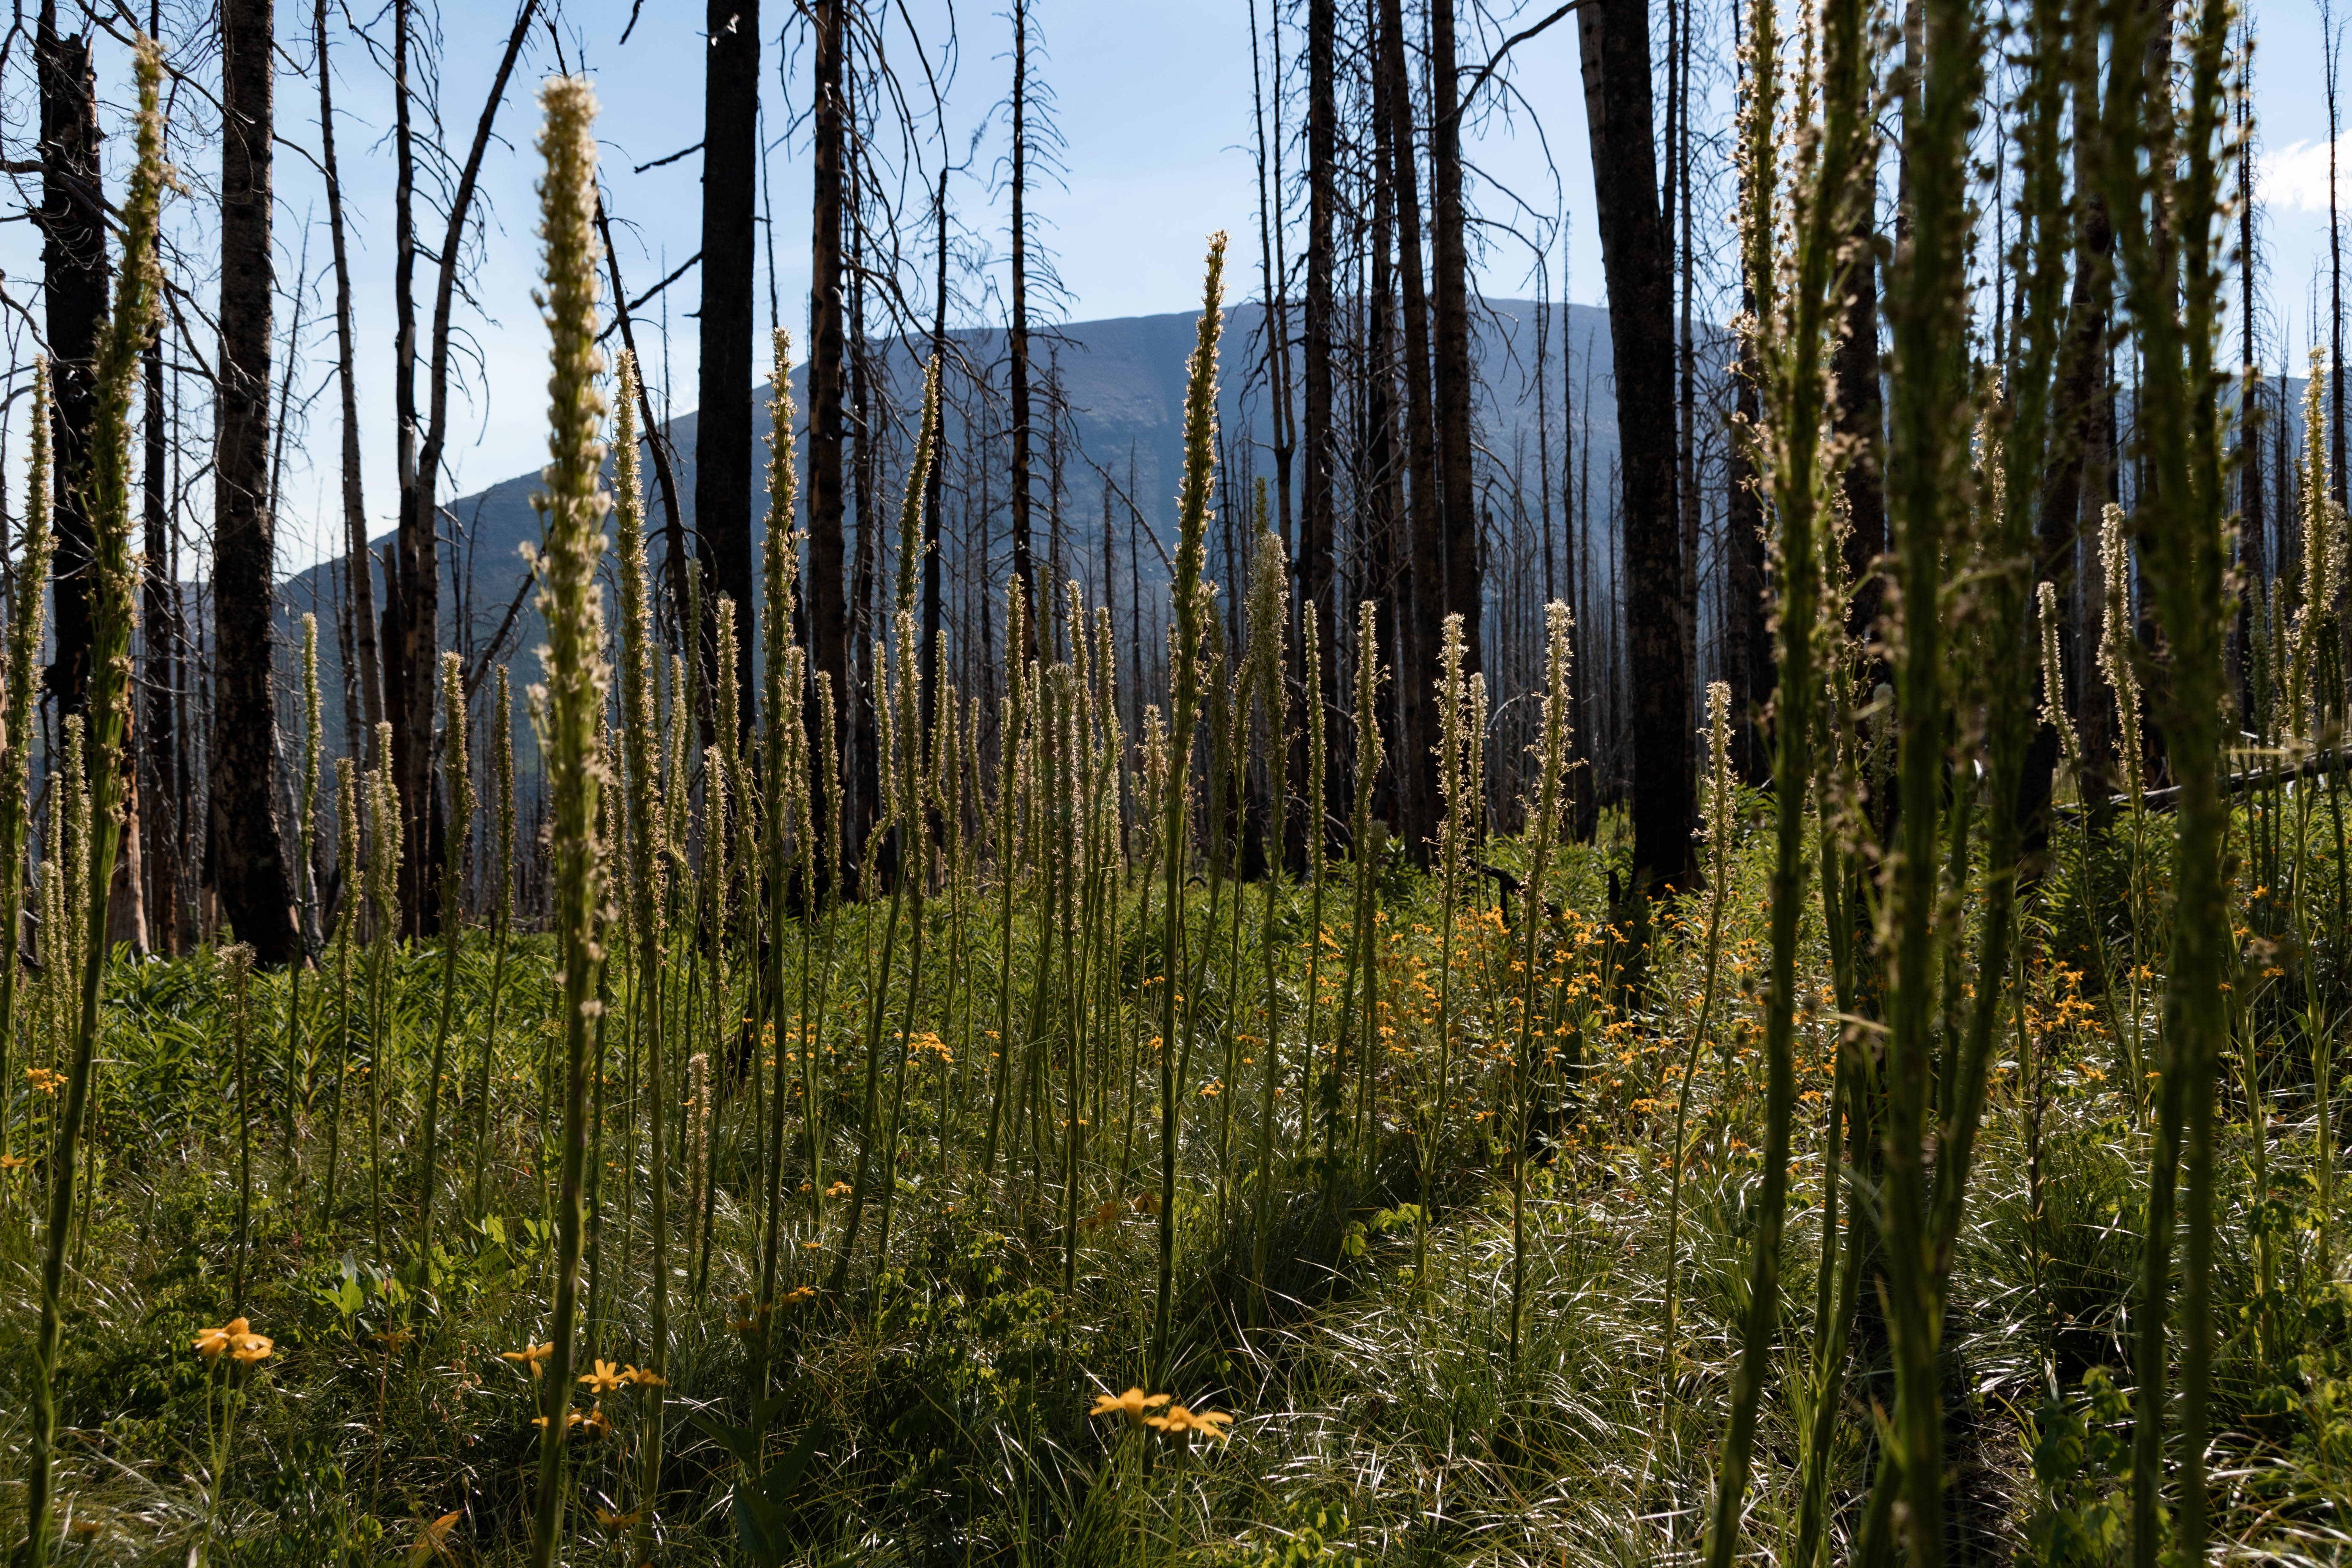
left=387, top=0, right=538, bottom=937
left=213, top=0, right=299, bottom=961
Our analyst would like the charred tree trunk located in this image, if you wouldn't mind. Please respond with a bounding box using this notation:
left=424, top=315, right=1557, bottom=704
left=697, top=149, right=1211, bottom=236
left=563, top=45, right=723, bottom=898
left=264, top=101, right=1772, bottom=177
left=699, top=0, right=761, bottom=744
left=1579, top=0, right=1690, bottom=886
left=389, top=0, right=423, bottom=929
left=37, top=7, right=103, bottom=724
left=212, top=0, right=300, bottom=964
left=1380, top=0, right=1443, bottom=852
left=1007, top=0, right=1040, bottom=654
left=1429, top=0, right=1482, bottom=678
left=318, top=0, right=381, bottom=773
left=395, top=2, right=534, bottom=934
left=2017, top=126, right=2113, bottom=847
left=923, top=170, right=950, bottom=747
left=1728, top=298, right=1772, bottom=786
left=1834, top=222, right=1889, bottom=646
left=144, top=267, right=179, bottom=952
left=1367, top=0, right=1403, bottom=825
left=808, top=0, right=850, bottom=882
left=1302, top=0, right=1337, bottom=850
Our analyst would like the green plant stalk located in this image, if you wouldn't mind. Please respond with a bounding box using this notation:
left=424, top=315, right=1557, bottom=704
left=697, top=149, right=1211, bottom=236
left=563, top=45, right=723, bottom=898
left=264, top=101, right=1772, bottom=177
left=525, top=72, right=612, bottom=1568
left=364, top=746, right=401, bottom=1262
left=1665, top=683, right=1734, bottom=1365
left=324, top=759, right=360, bottom=1231
left=0, top=362, right=56, bottom=1168
left=1704, top=0, right=1839, bottom=1544
left=412, top=651, right=474, bottom=1311
left=982, top=591, right=1029, bottom=1182
left=286, top=615, right=322, bottom=1160
left=874, top=365, right=940, bottom=1271
left=1152, top=235, right=1227, bottom=1388
left=1329, top=605, right=1383, bottom=1202
left=1297, top=611, right=1327, bottom=1184
left=1247, top=522, right=1289, bottom=1324
left=755, top=325, right=803, bottom=1410
left=23, top=38, right=163, bottom=1567
left=2069, top=0, right=2236, bottom=1557
left=1418, top=614, right=1471, bottom=1293
left=470, top=664, right=517, bottom=1222
left=1509, top=604, right=1572, bottom=1368
left=229, top=946, right=256, bottom=1308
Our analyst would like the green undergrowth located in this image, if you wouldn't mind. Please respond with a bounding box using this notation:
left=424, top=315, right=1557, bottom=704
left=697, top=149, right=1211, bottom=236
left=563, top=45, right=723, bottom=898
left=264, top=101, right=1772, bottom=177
left=2, top=803, right=2350, bottom=1564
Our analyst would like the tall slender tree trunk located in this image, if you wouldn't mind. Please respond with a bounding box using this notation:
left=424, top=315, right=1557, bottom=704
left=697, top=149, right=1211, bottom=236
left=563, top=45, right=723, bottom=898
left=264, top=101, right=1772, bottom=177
left=144, top=253, right=180, bottom=953
left=1834, top=223, right=1889, bottom=645
left=923, top=171, right=950, bottom=746
left=808, top=0, right=849, bottom=882
left=1303, top=0, right=1337, bottom=847
left=213, top=0, right=300, bottom=964
left=36, top=5, right=103, bottom=724
left=318, top=0, right=380, bottom=773
left=1579, top=0, right=1690, bottom=886
left=700, top=0, right=761, bottom=743
left=389, top=0, right=421, bottom=928
left=1430, top=0, right=1482, bottom=678
left=2018, top=111, right=2113, bottom=841
left=1380, top=0, right=1442, bottom=850
left=1366, top=0, right=1403, bottom=826
left=1007, top=0, right=1040, bottom=653
left=395, top=0, right=535, bottom=934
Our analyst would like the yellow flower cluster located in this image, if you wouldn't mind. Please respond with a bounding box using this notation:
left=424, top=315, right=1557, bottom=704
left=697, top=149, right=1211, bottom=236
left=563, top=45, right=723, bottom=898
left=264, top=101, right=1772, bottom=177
left=192, top=1317, right=273, bottom=1365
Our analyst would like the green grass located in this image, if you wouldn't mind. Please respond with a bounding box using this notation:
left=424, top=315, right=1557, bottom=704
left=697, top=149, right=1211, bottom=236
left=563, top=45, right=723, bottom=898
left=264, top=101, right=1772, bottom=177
left=3, top=798, right=2350, bottom=1564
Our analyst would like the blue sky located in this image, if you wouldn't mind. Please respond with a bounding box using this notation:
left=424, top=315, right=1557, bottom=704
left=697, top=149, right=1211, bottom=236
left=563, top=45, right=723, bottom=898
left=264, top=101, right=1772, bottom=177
left=2, top=0, right=2345, bottom=575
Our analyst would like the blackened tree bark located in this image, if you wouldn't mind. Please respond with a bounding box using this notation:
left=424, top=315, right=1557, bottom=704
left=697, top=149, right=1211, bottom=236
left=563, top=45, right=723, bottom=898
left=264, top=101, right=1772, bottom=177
left=1833, top=224, right=1888, bottom=645
left=317, top=0, right=380, bottom=773
left=1366, top=0, right=1403, bottom=824
left=144, top=250, right=179, bottom=953
left=1429, top=0, right=1481, bottom=678
left=1007, top=0, right=1040, bottom=652
left=700, top=0, right=761, bottom=744
left=392, top=0, right=534, bottom=934
left=1302, top=0, right=1337, bottom=847
left=1727, top=299, right=1772, bottom=786
left=808, top=0, right=850, bottom=879
left=1579, top=0, right=1690, bottom=886
left=922, top=170, right=949, bottom=746
left=37, top=6, right=103, bottom=723
left=388, top=0, right=419, bottom=923
left=1380, top=0, right=1443, bottom=850
left=213, top=0, right=300, bottom=964
left=2016, top=103, right=2112, bottom=848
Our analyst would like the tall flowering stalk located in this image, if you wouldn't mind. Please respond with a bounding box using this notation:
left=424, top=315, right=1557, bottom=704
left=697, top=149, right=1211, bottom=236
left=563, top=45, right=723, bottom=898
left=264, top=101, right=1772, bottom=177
left=1509, top=604, right=1573, bottom=1366
left=1246, top=525, right=1289, bottom=1323
left=1664, top=683, right=1736, bottom=1366
left=1415, top=612, right=1473, bottom=1291
left=1340, top=603, right=1386, bottom=1189
left=2090, top=0, right=2238, bottom=1553
left=364, top=727, right=403, bottom=1258
left=24, top=35, right=166, bottom=1568
left=524, top=74, right=612, bottom=1568
left=469, top=663, right=517, bottom=1220
left=323, top=757, right=361, bottom=1229
left=1706, top=0, right=1857, bottom=1540
left=0, top=360, right=55, bottom=1167
left=411, top=650, right=473, bottom=1307
left=608, top=348, right=671, bottom=1519
left=284, top=614, right=322, bottom=1157
left=1151, top=234, right=1227, bottom=1388
left=755, top=329, right=814, bottom=1386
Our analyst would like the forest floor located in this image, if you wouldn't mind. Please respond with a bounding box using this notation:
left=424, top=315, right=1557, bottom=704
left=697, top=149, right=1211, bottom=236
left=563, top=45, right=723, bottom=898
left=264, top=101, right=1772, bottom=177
left=0, top=803, right=2347, bottom=1565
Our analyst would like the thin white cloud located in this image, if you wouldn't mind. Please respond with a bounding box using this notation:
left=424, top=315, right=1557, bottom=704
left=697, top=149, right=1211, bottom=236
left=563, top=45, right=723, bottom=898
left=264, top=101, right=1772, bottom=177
left=2262, top=133, right=2352, bottom=214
